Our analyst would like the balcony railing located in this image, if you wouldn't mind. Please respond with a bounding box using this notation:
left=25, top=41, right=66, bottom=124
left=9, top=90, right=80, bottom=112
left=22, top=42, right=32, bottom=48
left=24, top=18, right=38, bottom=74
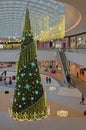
left=66, top=48, right=86, bottom=54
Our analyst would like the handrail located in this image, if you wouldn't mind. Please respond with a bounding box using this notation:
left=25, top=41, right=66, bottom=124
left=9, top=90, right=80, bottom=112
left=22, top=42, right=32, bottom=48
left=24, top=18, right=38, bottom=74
left=66, top=48, right=86, bottom=54
left=59, top=49, right=75, bottom=87
left=58, top=50, right=68, bottom=85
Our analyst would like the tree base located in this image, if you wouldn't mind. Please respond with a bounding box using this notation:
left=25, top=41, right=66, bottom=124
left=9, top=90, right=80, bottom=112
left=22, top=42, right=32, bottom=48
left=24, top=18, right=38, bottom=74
left=10, top=94, right=48, bottom=121
left=9, top=108, right=47, bottom=121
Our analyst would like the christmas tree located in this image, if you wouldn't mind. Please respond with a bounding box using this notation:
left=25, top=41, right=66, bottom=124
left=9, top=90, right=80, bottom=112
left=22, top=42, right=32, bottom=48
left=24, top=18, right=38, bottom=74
left=11, top=9, right=47, bottom=121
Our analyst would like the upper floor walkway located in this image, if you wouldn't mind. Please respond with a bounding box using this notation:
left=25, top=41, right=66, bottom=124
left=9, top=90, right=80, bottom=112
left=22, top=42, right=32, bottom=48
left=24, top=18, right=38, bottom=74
left=0, top=48, right=86, bottom=67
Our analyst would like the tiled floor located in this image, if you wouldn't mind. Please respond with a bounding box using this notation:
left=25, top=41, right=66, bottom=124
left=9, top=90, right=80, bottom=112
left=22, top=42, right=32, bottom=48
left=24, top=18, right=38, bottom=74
left=0, top=68, right=86, bottom=130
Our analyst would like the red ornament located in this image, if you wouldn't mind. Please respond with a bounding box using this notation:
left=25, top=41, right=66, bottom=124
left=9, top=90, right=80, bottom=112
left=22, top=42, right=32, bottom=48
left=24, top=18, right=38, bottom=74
left=84, top=111, right=86, bottom=115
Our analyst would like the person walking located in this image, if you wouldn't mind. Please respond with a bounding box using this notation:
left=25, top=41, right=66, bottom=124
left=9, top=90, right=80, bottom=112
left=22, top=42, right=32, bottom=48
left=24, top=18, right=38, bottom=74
left=80, top=93, right=85, bottom=105
left=66, top=73, right=71, bottom=84
left=77, top=71, right=79, bottom=78
left=49, top=77, right=51, bottom=84
left=4, top=77, right=8, bottom=85
left=9, top=77, right=12, bottom=85
left=46, top=76, right=49, bottom=84
left=4, top=70, right=7, bottom=76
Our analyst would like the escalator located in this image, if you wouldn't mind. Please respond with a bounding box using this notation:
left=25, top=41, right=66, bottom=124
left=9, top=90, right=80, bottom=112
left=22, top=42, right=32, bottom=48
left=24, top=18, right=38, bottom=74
left=59, top=49, right=75, bottom=87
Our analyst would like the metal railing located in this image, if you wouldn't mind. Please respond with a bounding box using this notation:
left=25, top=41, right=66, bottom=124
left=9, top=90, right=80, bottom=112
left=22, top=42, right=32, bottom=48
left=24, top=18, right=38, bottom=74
left=66, top=48, right=86, bottom=54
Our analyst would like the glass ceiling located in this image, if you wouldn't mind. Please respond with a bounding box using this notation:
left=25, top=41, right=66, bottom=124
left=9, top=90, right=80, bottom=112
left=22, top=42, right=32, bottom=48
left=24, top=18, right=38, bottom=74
left=0, top=0, right=66, bottom=41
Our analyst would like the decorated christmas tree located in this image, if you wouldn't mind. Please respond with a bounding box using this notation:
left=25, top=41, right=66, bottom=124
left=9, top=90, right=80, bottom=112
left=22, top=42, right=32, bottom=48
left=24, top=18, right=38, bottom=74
left=11, top=9, right=47, bottom=121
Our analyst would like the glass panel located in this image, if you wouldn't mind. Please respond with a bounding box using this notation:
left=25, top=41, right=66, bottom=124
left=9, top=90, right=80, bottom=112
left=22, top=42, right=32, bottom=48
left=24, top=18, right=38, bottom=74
left=0, top=0, right=66, bottom=39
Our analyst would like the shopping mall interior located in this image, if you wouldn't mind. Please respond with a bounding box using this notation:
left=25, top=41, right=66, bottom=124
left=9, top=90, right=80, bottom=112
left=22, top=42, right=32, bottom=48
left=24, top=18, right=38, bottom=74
left=0, top=0, right=86, bottom=130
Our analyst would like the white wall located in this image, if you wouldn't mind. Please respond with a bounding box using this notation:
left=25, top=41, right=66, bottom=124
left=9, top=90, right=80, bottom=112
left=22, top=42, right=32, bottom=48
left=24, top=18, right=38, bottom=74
left=0, top=50, right=20, bottom=62
left=65, top=52, right=86, bottom=67
left=37, top=49, right=58, bottom=61
left=0, top=49, right=58, bottom=62
left=0, top=49, right=86, bottom=68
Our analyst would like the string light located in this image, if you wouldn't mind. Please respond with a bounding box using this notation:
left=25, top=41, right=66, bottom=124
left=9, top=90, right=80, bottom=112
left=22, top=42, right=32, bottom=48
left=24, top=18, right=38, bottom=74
left=31, top=97, right=34, bottom=101
left=22, top=97, right=26, bottom=101
left=19, top=105, right=22, bottom=108
left=18, top=84, right=21, bottom=88
left=18, top=69, right=21, bottom=72
left=25, top=84, right=30, bottom=89
left=28, top=33, right=32, bottom=37
left=35, top=90, right=39, bottom=95
left=13, top=98, right=16, bottom=103
left=31, top=62, right=35, bottom=67
left=17, top=92, right=21, bottom=96
left=36, top=79, right=39, bottom=84
left=24, top=65, right=27, bottom=69
left=29, top=73, right=32, bottom=76
left=35, top=69, right=38, bottom=72
left=21, top=73, right=25, bottom=77
left=17, top=76, right=19, bottom=80
left=22, top=37, right=25, bottom=41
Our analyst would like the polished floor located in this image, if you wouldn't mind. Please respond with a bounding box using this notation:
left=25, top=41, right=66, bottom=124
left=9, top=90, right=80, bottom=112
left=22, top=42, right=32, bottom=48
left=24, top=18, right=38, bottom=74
left=0, top=67, right=86, bottom=130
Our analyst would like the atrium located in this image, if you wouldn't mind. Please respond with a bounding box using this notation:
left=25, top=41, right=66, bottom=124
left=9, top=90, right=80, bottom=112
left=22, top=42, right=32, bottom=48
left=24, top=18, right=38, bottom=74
left=0, top=0, right=86, bottom=130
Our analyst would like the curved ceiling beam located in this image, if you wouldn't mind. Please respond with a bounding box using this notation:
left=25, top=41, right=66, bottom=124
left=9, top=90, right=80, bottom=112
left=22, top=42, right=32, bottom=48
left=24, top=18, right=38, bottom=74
left=56, top=0, right=86, bottom=36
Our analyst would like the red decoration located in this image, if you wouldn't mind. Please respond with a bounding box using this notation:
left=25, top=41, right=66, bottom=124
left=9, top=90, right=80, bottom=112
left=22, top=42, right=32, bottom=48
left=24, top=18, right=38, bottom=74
left=12, top=76, right=16, bottom=80
left=84, top=111, right=86, bottom=115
